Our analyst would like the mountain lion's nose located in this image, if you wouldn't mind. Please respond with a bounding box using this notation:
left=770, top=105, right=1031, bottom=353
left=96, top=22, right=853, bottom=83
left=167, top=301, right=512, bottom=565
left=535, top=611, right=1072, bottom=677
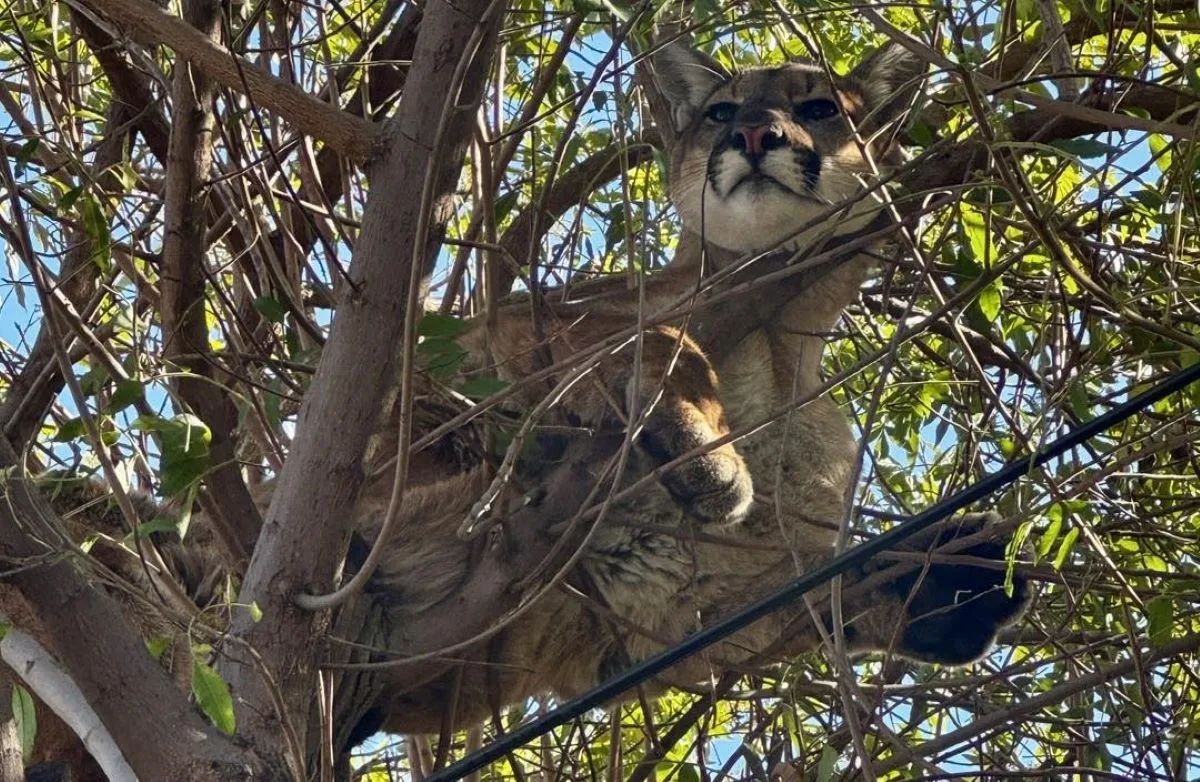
left=731, top=124, right=786, bottom=157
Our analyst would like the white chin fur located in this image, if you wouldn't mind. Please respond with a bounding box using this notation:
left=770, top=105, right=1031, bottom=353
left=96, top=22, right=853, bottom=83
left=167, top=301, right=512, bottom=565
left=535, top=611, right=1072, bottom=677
left=678, top=152, right=884, bottom=255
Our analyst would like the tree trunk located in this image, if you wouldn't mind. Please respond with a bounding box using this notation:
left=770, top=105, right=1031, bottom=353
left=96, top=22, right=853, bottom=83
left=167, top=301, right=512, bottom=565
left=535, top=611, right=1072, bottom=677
left=219, top=0, right=505, bottom=775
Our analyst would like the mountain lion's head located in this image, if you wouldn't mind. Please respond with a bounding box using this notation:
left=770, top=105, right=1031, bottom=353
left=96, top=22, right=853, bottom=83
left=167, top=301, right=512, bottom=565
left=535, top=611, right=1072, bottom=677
left=652, top=39, right=925, bottom=255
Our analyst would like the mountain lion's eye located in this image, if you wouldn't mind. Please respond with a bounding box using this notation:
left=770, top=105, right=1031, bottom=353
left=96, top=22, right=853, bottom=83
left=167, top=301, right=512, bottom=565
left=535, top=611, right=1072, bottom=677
left=704, top=102, right=739, bottom=123
left=794, top=99, right=839, bottom=122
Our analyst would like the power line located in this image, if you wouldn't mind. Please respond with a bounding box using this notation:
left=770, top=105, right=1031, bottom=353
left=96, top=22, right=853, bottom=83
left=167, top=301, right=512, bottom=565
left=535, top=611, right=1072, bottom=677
left=427, top=359, right=1200, bottom=782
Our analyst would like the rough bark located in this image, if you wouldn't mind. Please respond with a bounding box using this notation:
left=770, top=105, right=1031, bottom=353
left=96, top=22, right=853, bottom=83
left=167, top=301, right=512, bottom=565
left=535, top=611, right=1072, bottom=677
left=72, top=12, right=171, bottom=163
left=219, top=0, right=504, bottom=773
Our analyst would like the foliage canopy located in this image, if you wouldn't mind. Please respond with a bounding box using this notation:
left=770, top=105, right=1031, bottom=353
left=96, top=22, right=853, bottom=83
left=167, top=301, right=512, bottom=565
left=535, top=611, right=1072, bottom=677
left=0, top=0, right=1198, bottom=779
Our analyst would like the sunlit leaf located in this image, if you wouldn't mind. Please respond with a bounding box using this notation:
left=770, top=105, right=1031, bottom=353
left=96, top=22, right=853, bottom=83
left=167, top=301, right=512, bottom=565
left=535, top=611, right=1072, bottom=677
left=192, top=660, right=236, bottom=736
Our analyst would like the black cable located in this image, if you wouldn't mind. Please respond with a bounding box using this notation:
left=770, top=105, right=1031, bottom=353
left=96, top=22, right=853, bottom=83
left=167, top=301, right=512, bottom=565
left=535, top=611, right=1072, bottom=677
left=427, top=360, right=1200, bottom=781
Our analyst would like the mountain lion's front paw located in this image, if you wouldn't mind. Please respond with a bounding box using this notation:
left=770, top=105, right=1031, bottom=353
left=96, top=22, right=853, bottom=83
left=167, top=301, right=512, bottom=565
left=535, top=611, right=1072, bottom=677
left=892, top=511, right=1031, bottom=665
left=638, top=409, right=753, bottom=524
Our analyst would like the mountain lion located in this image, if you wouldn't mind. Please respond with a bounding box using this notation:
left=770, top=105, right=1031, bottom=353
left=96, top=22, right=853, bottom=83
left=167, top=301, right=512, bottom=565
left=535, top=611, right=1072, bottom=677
left=348, top=36, right=1031, bottom=736
left=13, top=35, right=1030, bottom=779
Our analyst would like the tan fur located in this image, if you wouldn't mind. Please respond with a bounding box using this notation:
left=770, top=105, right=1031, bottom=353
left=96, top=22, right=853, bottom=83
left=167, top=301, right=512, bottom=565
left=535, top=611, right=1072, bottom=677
left=18, top=40, right=1029, bottom=773
left=349, top=41, right=1027, bottom=735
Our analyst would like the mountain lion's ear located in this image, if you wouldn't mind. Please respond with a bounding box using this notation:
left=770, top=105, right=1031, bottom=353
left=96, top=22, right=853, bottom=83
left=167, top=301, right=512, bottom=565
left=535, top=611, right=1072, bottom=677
left=651, top=38, right=731, bottom=132
left=846, top=39, right=928, bottom=131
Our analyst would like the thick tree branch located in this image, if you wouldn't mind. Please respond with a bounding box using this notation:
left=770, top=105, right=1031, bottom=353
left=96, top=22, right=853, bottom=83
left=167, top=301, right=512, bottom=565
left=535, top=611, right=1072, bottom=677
left=0, top=627, right=133, bottom=782
left=72, top=11, right=171, bottom=162
left=161, top=0, right=260, bottom=565
left=219, top=0, right=503, bottom=768
left=259, top=3, right=421, bottom=304
left=986, top=0, right=1197, bottom=83
left=901, top=82, right=1198, bottom=203
left=73, top=0, right=378, bottom=162
left=860, top=7, right=1196, bottom=139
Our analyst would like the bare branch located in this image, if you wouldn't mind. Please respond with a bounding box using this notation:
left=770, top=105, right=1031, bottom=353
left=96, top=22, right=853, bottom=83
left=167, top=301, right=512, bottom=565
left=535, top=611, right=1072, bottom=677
left=72, top=0, right=379, bottom=161
left=0, top=102, right=130, bottom=448
left=496, top=137, right=659, bottom=296
left=160, top=0, right=260, bottom=565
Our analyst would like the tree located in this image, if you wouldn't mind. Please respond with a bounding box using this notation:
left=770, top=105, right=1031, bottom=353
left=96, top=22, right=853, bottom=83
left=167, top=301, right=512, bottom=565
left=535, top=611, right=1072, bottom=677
left=0, top=0, right=1196, bottom=779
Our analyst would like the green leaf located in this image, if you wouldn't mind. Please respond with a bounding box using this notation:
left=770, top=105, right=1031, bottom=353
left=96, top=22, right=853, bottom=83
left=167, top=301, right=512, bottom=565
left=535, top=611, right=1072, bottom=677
left=14, top=138, right=39, bottom=177
left=460, top=376, right=510, bottom=399
left=419, top=339, right=468, bottom=380
left=1048, top=138, right=1121, bottom=159
left=247, top=602, right=263, bottom=623
left=123, top=517, right=182, bottom=545
left=107, top=378, right=145, bottom=414
left=1005, top=519, right=1034, bottom=596
left=418, top=312, right=470, bottom=339
left=1068, top=381, right=1093, bottom=421
left=1146, top=596, right=1173, bottom=645
left=605, top=206, right=627, bottom=249
left=562, top=134, right=585, bottom=169
left=253, top=296, right=287, bottom=324
left=493, top=190, right=520, bottom=224
left=79, top=193, right=111, bottom=272
left=262, top=380, right=284, bottom=432
left=1052, top=526, right=1080, bottom=569
left=1130, top=188, right=1163, bottom=210
left=138, top=414, right=213, bottom=496
left=1073, top=0, right=1108, bottom=30
left=146, top=636, right=171, bottom=660
left=57, top=183, right=84, bottom=214
left=12, top=684, right=35, bottom=762
left=0, top=621, right=7, bottom=642
left=676, top=764, right=700, bottom=782
left=817, top=744, right=838, bottom=781
left=908, top=118, right=934, bottom=147
left=79, top=364, right=110, bottom=397
left=192, top=660, right=236, bottom=735
left=1037, top=511, right=1062, bottom=561
left=98, top=416, right=121, bottom=447
left=1147, top=134, right=1172, bottom=173
left=977, top=281, right=1002, bottom=322
left=961, top=208, right=994, bottom=267
left=52, top=417, right=86, bottom=443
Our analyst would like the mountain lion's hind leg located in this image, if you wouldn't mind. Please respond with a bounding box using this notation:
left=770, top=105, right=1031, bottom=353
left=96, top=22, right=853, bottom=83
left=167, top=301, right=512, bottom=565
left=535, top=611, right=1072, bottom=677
left=848, top=511, right=1031, bottom=665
